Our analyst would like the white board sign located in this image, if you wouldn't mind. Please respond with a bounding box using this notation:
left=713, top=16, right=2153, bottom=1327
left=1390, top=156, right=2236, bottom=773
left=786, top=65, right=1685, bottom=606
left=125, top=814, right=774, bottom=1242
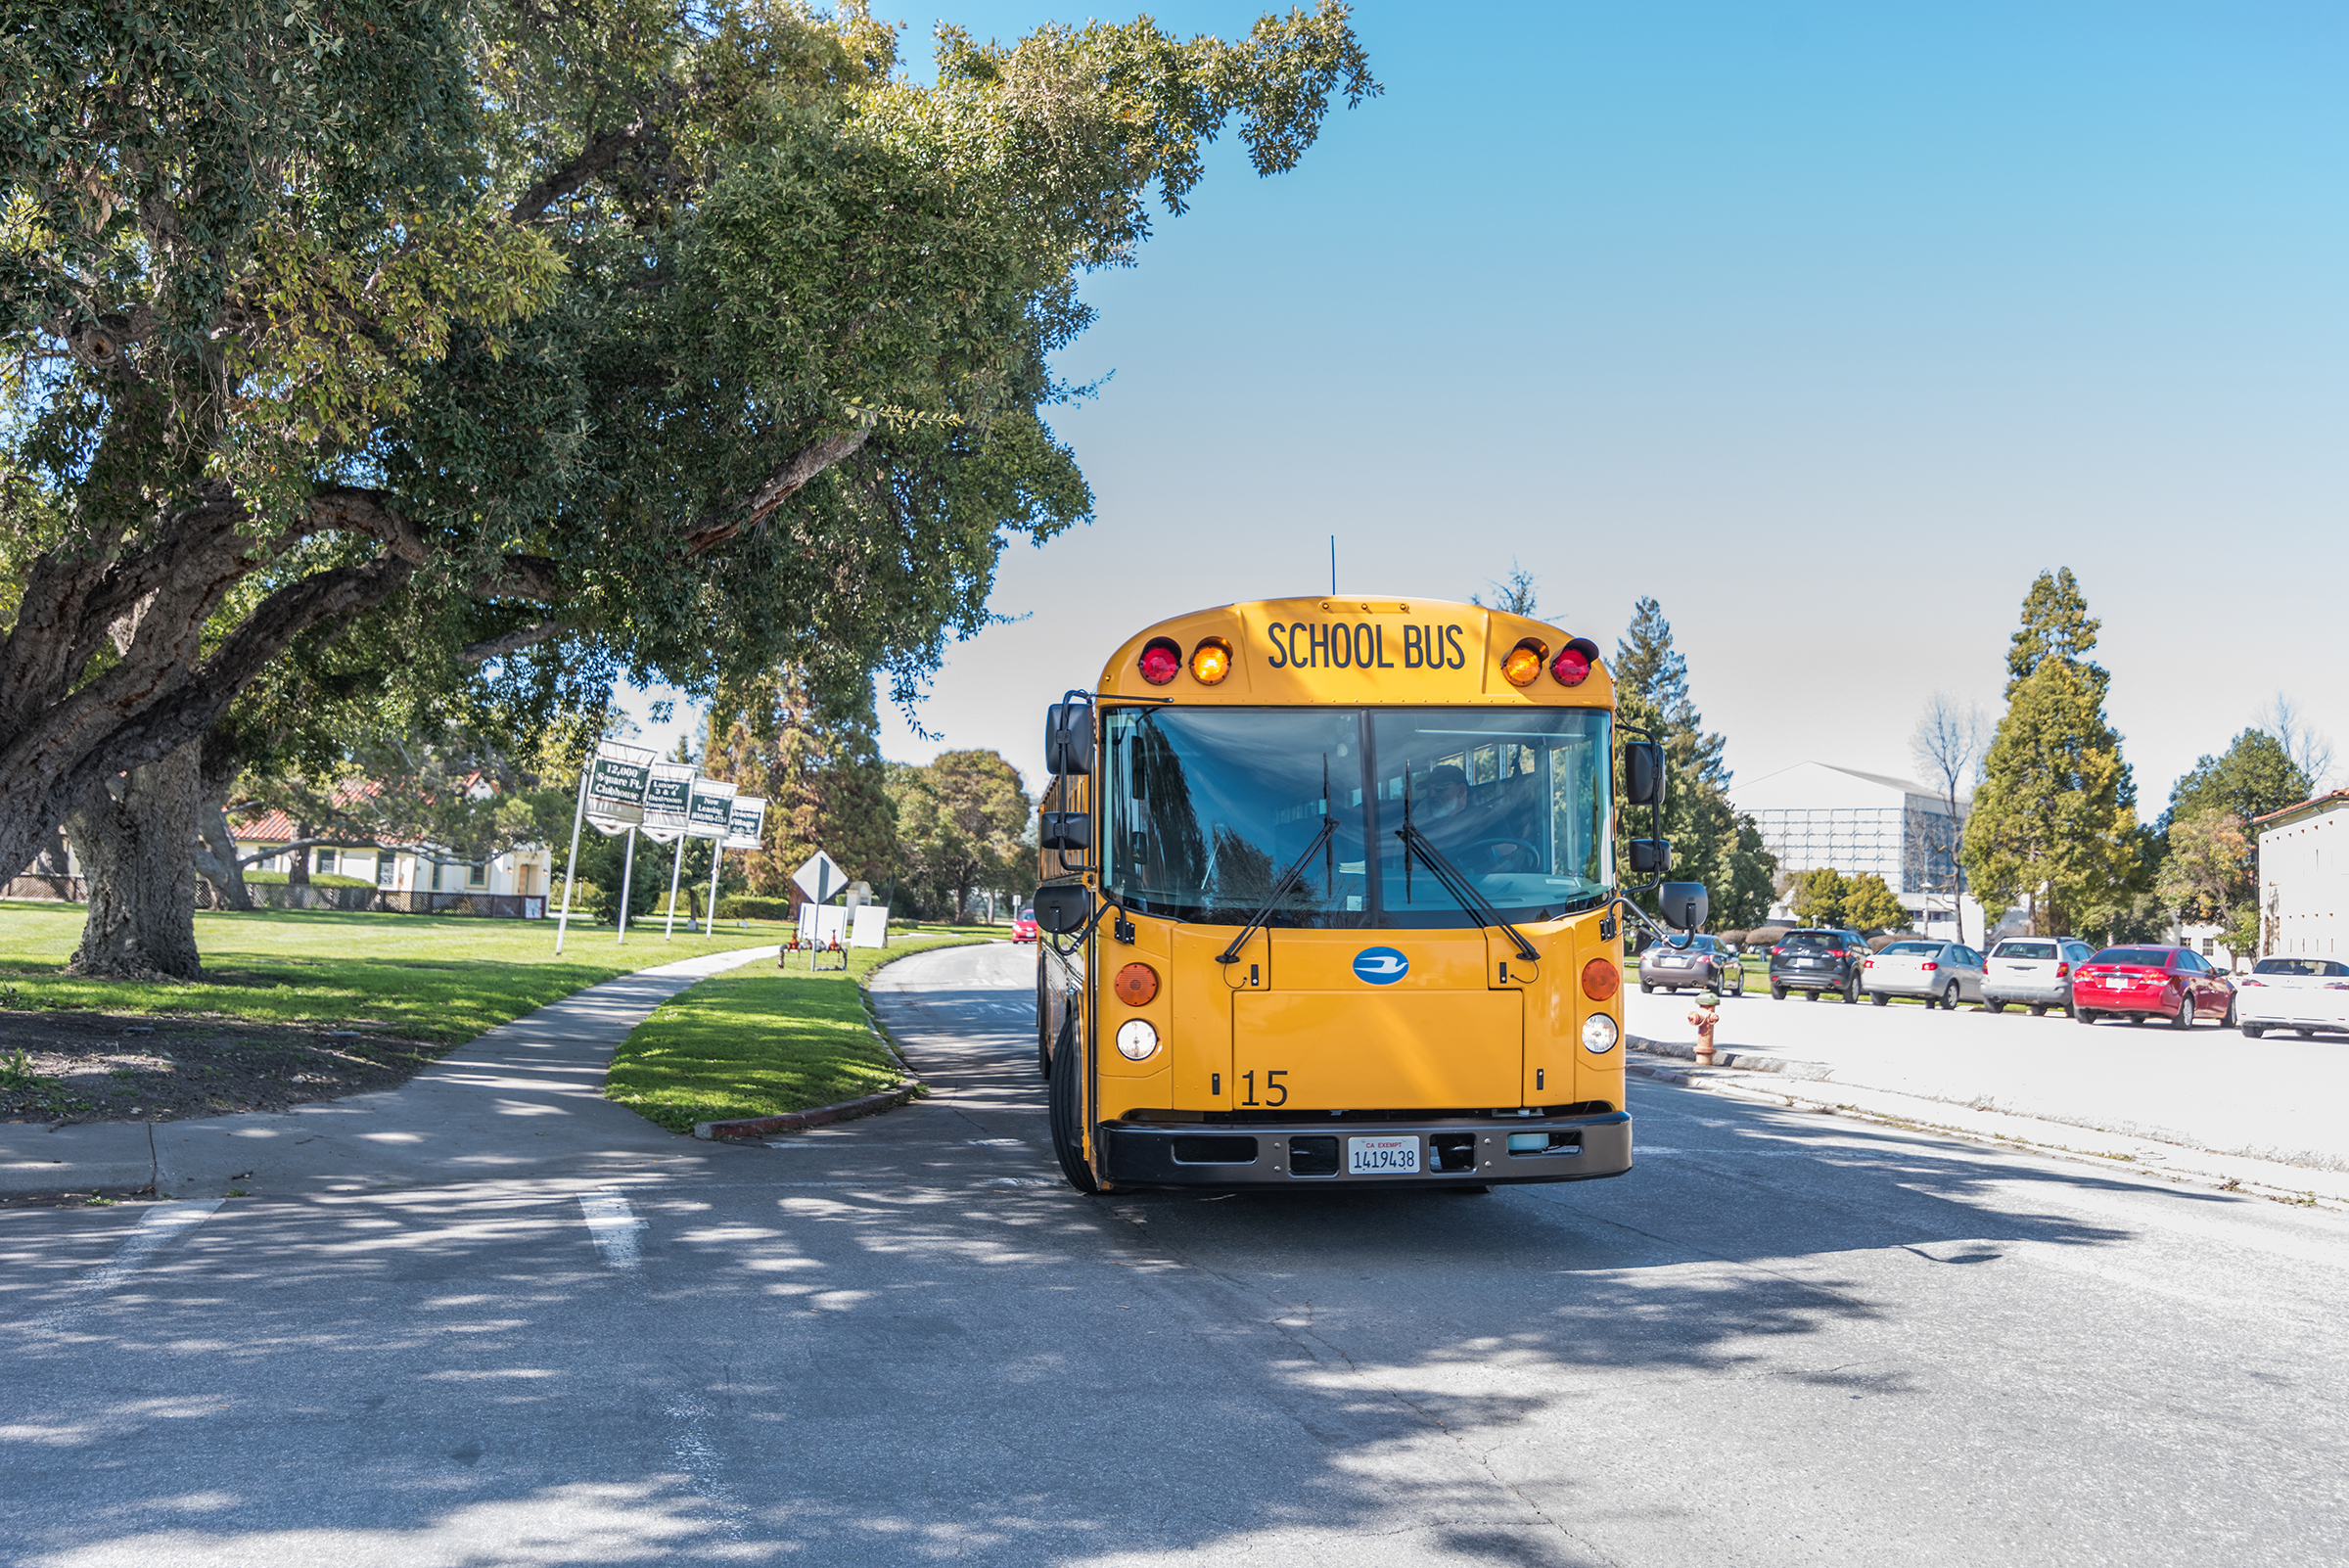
left=641, top=762, right=696, bottom=838
left=584, top=741, right=655, bottom=828
left=851, top=906, right=890, bottom=949
left=685, top=777, right=738, bottom=840
left=797, top=904, right=851, bottom=945
left=722, top=795, right=767, bottom=853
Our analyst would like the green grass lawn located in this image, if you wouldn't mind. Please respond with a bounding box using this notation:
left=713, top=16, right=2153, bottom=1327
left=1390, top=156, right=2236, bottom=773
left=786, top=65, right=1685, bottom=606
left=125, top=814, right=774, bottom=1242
left=606, top=932, right=1005, bottom=1131
left=0, top=899, right=853, bottom=1042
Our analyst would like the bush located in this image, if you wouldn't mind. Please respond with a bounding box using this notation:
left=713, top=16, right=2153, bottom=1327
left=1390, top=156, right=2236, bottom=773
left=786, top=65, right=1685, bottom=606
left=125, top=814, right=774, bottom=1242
left=716, top=895, right=796, bottom=921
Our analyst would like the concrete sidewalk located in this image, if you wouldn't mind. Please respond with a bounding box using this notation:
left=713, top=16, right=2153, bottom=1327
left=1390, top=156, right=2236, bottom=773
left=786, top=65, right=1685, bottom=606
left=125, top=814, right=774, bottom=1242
left=0, top=945, right=778, bottom=1201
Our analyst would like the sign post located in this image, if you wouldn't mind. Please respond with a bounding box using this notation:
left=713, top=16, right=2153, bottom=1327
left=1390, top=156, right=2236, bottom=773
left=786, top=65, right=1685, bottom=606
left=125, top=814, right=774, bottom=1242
left=684, top=777, right=738, bottom=936
left=556, top=741, right=654, bottom=954
left=615, top=829, right=638, bottom=945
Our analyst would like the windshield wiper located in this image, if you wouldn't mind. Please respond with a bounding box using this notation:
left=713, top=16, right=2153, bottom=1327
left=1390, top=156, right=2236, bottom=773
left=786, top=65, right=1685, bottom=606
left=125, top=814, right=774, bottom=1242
left=1216, top=816, right=1338, bottom=966
left=1396, top=777, right=1540, bottom=963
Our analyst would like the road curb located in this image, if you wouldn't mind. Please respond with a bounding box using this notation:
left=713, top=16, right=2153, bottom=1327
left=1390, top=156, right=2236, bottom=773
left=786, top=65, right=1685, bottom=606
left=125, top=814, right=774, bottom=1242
left=693, top=1078, right=923, bottom=1140
left=1628, top=1034, right=1825, bottom=1078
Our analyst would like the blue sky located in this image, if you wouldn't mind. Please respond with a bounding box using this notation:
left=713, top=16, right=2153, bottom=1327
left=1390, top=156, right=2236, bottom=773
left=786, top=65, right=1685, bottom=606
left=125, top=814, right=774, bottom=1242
left=625, top=0, right=2348, bottom=808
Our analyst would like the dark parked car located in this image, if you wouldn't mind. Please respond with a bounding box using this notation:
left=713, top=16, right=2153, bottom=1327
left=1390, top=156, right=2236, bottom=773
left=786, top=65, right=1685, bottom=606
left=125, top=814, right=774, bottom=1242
left=2072, top=945, right=2235, bottom=1029
left=1638, top=934, right=1745, bottom=997
left=1769, top=927, right=1869, bottom=1002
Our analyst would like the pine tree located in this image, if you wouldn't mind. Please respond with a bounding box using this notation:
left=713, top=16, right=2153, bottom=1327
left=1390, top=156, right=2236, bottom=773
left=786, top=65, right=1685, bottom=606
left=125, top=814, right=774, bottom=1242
left=2160, top=728, right=2307, bottom=949
left=1613, top=597, right=1727, bottom=788
left=707, top=669, right=898, bottom=898
left=1962, top=570, right=2138, bottom=938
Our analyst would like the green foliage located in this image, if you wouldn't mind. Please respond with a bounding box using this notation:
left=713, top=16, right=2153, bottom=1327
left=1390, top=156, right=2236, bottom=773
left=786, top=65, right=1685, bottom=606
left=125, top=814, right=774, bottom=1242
left=1963, top=570, right=2138, bottom=938
left=886, top=751, right=1033, bottom=920
left=2155, top=807, right=2249, bottom=928
left=1790, top=867, right=1851, bottom=926
left=707, top=666, right=897, bottom=896
left=1614, top=597, right=1726, bottom=789
left=1612, top=682, right=1773, bottom=932
left=716, top=895, right=796, bottom=921
left=1841, top=873, right=1910, bottom=933
left=0, top=0, right=1380, bottom=894
left=605, top=932, right=992, bottom=1130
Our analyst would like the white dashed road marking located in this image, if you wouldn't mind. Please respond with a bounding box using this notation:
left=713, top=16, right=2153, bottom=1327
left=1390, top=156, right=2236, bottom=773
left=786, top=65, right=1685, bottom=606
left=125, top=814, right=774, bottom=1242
left=577, top=1189, right=645, bottom=1270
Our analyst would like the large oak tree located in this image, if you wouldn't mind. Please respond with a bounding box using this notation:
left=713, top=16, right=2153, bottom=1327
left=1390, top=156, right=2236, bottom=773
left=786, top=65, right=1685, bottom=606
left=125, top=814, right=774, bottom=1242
left=0, top=0, right=1376, bottom=974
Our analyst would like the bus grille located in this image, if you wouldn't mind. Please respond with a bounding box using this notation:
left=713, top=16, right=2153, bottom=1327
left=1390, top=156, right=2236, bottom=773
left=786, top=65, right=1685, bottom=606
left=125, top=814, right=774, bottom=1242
left=1171, top=1135, right=1260, bottom=1166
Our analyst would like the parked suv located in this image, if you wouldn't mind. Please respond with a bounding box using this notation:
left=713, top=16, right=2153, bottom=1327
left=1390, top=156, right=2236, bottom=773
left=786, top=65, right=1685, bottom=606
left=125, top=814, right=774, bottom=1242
left=1769, top=928, right=1869, bottom=1002
left=1983, top=938, right=2096, bottom=1016
left=1638, top=934, right=1746, bottom=997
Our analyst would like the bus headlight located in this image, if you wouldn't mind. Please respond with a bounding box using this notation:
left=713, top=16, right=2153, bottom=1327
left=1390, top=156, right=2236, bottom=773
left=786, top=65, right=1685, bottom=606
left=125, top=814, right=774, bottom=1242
left=1115, top=1019, right=1161, bottom=1061
left=1580, top=1014, right=1619, bottom=1053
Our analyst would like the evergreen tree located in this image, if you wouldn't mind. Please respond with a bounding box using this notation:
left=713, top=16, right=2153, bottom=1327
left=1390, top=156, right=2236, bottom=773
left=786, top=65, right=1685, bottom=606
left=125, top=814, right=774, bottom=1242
left=1613, top=597, right=1727, bottom=788
left=886, top=751, right=1031, bottom=921
left=1612, top=691, right=1775, bottom=930
left=708, top=669, right=898, bottom=899
left=1841, top=874, right=1910, bottom=934
left=1962, top=570, right=2138, bottom=938
left=1471, top=562, right=1542, bottom=617
left=1790, top=866, right=1851, bottom=927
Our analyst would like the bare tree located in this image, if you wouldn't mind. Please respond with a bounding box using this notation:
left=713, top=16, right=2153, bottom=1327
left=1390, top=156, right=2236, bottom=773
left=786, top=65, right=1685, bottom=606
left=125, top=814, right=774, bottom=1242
left=1910, top=693, right=1987, bottom=921
left=2260, top=693, right=2335, bottom=794
left=1471, top=561, right=1542, bottom=618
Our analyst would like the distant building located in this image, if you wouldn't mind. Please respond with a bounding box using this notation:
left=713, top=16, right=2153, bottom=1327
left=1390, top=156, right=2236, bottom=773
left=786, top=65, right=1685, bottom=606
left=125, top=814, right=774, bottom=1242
left=1728, top=761, right=1998, bottom=937
left=226, top=807, right=553, bottom=904
left=2255, top=790, right=2349, bottom=959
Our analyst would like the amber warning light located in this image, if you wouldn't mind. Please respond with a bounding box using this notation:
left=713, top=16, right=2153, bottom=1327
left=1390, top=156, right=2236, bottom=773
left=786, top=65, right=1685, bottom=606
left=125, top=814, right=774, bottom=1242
left=1502, top=638, right=1546, bottom=688
left=1190, top=637, right=1232, bottom=685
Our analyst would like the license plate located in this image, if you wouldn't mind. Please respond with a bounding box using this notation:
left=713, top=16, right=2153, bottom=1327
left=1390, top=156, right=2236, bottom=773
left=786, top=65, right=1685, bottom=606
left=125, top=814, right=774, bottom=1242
left=1347, top=1136, right=1420, bottom=1176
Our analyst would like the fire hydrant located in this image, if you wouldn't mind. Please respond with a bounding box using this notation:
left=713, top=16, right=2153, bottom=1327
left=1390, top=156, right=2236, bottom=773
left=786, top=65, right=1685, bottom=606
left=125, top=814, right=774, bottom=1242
left=1687, top=990, right=1721, bottom=1065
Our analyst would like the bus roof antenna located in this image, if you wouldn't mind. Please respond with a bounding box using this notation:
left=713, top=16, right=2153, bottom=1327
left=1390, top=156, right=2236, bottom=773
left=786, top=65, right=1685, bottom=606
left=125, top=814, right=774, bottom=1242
left=1329, top=534, right=1336, bottom=595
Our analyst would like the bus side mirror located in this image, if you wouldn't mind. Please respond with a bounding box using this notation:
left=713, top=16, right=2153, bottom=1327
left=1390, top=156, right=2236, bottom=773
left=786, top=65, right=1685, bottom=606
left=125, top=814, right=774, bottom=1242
left=1623, top=742, right=1665, bottom=807
left=1045, top=703, right=1093, bottom=776
left=1040, top=811, right=1089, bottom=853
left=1628, top=838, right=1672, bottom=877
left=1659, top=882, right=1709, bottom=932
left=1034, top=885, right=1093, bottom=934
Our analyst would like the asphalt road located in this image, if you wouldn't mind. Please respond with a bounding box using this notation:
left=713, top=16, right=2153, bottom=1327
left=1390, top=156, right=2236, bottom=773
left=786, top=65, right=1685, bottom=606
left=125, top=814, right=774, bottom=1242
left=1627, top=970, right=2349, bottom=1167
left=6, top=941, right=2345, bottom=1566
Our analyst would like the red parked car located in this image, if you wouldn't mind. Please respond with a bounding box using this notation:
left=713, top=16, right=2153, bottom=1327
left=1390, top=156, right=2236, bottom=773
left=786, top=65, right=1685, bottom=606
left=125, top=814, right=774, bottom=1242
left=2072, top=945, right=2235, bottom=1029
left=1012, top=907, right=1039, bottom=944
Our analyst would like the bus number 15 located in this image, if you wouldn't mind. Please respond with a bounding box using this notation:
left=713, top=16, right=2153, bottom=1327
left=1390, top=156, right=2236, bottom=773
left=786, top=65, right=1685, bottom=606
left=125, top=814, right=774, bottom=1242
left=1239, top=1071, right=1288, bottom=1107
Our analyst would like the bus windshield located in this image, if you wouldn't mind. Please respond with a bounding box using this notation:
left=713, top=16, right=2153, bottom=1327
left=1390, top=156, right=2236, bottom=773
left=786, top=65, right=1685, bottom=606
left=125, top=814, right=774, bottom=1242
left=1102, top=706, right=1612, bottom=927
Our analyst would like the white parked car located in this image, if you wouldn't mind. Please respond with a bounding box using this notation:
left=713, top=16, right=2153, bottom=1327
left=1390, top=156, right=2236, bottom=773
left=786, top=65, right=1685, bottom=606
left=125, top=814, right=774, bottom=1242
left=1862, top=940, right=1986, bottom=1009
left=1982, top=938, right=2096, bottom=1016
left=2234, top=956, right=2349, bottom=1038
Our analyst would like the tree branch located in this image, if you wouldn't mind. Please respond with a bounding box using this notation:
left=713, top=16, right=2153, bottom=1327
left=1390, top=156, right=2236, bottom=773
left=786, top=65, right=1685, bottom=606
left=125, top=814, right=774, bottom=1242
left=510, top=119, right=650, bottom=223
left=684, top=425, right=875, bottom=557
left=459, top=620, right=571, bottom=663
left=305, top=485, right=430, bottom=564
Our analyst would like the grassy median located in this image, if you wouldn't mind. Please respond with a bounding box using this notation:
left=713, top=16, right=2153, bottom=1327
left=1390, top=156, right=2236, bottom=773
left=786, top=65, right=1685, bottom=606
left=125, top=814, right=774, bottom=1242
left=605, top=932, right=1002, bottom=1131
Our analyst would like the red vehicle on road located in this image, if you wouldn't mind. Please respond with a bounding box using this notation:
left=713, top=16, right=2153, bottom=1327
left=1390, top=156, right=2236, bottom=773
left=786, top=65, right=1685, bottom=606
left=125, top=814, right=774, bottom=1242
left=1012, top=906, right=1039, bottom=944
left=2072, top=945, right=2235, bottom=1030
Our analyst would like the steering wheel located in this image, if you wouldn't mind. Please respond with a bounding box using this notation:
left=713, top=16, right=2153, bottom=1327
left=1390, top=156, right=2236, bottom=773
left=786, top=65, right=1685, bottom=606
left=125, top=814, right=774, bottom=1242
left=1467, top=838, right=1543, bottom=874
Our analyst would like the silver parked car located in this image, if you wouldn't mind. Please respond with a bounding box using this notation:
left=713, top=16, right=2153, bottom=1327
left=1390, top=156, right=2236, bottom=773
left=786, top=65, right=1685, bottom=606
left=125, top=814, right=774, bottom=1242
left=1983, top=938, right=2096, bottom=1016
left=1862, top=939, right=1986, bottom=1009
left=1638, top=934, right=1745, bottom=997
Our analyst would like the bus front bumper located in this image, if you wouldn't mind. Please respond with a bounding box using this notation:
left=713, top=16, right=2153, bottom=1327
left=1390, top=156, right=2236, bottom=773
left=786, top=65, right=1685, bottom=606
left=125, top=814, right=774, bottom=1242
left=1097, top=1111, right=1633, bottom=1189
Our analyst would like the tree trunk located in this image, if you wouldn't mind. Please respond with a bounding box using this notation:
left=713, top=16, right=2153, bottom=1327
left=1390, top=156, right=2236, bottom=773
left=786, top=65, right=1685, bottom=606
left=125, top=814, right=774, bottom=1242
left=191, top=729, right=251, bottom=911
left=64, top=747, right=207, bottom=981
left=287, top=820, right=311, bottom=888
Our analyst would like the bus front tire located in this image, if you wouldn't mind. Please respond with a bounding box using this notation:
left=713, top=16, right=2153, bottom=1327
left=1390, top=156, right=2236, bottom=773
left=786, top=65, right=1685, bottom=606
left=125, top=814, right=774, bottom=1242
left=1048, top=1015, right=1098, bottom=1194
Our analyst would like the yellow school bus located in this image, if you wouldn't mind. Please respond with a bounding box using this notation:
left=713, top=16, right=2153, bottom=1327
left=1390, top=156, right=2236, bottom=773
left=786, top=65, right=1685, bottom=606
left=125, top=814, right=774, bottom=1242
left=1033, top=595, right=1705, bottom=1193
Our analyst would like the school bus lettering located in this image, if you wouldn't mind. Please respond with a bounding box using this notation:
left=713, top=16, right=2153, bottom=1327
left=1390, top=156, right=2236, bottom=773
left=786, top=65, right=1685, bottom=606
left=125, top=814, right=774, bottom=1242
left=1266, top=620, right=1463, bottom=670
